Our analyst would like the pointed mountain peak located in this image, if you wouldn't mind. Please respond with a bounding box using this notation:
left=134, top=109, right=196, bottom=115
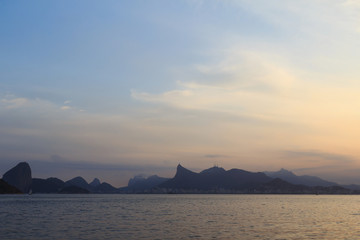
left=176, top=164, right=192, bottom=172
left=177, top=163, right=184, bottom=170
left=90, top=178, right=101, bottom=187
left=69, top=176, right=88, bottom=183
left=175, top=164, right=196, bottom=177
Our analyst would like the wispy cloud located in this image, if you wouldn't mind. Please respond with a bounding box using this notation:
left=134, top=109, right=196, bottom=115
left=132, top=49, right=299, bottom=125
left=60, top=106, right=71, bottom=110
left=204, top=154, right=229, bottom=158
left=1, top=96, right=29, bottom=109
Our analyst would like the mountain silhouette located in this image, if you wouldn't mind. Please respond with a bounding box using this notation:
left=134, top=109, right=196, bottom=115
left=32, top=177, right=65, bottom=193
left=1, top=162, right=119, bottom=194
left=123, top=175, right=169, bottom=193
left=2, top=161, right=359, bottom=194
left=0, top=179, right=22, bottom=194
left=2, top=162, right=32, bottom=193
left=93, top=182, right=118, bottom=193
left=64, top=176, right=118, bottom=193
left=90, top=178, right=101, bottom=187
left=264, top=168, right=337, bottom=187
left=159, top=164, right=273, bottom=192
left=155, top=165, right=358, bottom=194
left=65, top=176, right=90, bottom=191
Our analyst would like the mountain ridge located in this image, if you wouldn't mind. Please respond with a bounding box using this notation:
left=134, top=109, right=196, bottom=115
left=156, top=165, right=357, bottom=194
left=264, top=168, right=337, bottom=187
left=1, top=162, right=359, bottom=194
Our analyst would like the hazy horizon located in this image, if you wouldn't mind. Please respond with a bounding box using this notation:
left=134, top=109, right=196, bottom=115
left=2, top=0, right=360, bottom=187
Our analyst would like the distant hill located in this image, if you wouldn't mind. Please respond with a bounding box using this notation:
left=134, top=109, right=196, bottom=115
left=155, top=165, right=358, bottom=194
left=65, top=176, right=118, bottom=193
left=89, top=178, right=101, bottom=187
left=33, top=176, right=118, bottom=193
left=32, top=177, right=65, bottom=193
left=2, top=162, right=32, bottom=193
left=94, top=182, right=118, bottom=193
left=2, top=162, right=119, bottom=194
left=65, top=176, right=91, bottom=191
left=257, top=178, right=353, bottom=194
left=341, top=184, right=360, bottom=191
left=264, top=169, right=337, bottom=187
left=0, top=179, right=22, bottom=194
left=122, top=175, right=169, bottom=193
left=158, top=164, right=273, bottom=192
left=2, top=161, right=360, bottom=194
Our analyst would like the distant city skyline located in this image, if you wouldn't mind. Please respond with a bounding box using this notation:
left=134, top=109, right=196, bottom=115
left=1, top=0, right=360, bottom=187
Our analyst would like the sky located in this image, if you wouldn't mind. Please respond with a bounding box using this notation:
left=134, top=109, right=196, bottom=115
left=1, top=0, right=360, bottom=187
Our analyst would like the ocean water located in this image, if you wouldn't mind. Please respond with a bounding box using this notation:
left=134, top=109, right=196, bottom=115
left=1, top=194, right=360, bottom=239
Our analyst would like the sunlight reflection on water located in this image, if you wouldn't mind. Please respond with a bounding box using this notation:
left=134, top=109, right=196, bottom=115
left=1, top=194, right=360, bottom=239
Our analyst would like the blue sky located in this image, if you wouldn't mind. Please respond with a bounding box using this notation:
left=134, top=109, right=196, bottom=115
left=1, top=0, right=360, bottom=186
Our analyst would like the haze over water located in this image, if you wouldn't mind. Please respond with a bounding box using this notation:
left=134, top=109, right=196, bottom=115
left=2, top=194, right=360, bottom=239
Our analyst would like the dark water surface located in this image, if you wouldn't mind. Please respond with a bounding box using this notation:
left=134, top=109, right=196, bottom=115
left=1, top=194, right=360, bottom=239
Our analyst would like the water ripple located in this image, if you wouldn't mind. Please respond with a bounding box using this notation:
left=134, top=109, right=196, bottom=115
left=1, top=194, right=360, bottom=239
